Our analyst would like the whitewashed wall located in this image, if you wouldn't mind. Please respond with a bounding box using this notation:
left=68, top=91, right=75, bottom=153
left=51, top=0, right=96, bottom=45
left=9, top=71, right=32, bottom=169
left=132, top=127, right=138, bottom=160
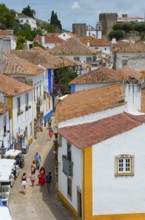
left=58, top=105, right=125, bottom=128
left=58, top=137, right=82, bottom=210
left=92, top=124, right=145, bottom=215
left=74, top=82, right=118, bottom=92
left=0, top=112, right=10, bottom=149
left=17, top=17, right=37, bottom=29
left=12, top=90, right=33, bottom=140
left=33, top=73, right=44, bottom=119
left=58, top=33, right=71, bottom=41
left=124, top=83, right=142, bottom=114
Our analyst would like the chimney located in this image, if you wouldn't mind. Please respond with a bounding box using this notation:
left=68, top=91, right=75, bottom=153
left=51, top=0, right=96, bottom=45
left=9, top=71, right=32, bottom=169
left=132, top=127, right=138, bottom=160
left=2, top=38, right=11, bottom=53
left=87, top=40, right=90, bottom=47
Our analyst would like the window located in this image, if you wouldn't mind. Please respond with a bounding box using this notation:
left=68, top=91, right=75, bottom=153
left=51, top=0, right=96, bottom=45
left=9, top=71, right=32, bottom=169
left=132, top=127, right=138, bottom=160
left=115, top=155, right=134, bottom=176
left=59, top=135, right=62, bottom=147
left=25, top=93, right=29, bottom=106
left=17, top=97, right=20, bottom=112
left=74, top=57, right=80, bottom=61
left=122, top=60, right=128, bottom=66
left=3, top=116, right=7, bottom=133
left=67, top=177, right=72, bottom=199
left=86, top=57, right=92, bottom=64
left=67, top=142, right=71, bottom=161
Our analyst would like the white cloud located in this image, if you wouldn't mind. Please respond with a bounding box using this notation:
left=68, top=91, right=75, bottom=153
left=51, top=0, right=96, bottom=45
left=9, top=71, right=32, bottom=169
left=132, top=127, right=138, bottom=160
left=72, top=1, right=81, bottom=10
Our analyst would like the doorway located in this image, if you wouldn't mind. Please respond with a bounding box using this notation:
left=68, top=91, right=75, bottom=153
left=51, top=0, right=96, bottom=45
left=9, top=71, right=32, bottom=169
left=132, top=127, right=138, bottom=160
left=77, top=188, right=82, bottom=219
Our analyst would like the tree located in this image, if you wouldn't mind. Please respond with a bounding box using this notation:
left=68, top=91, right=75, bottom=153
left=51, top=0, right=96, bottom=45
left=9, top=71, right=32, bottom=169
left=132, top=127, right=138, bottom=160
left=42, top=22, right=55, bottom=33
left=0, top=4, right=16, bottom=29
left=22, top=5, right=36, bottom=18
left=50, top=10, right=62, bottom=32
left=113, top=23, right=124, bottom=31
left=16, top=35, right=26, bottom=50
left=54, top=67, right=78, bottom=95
left=108, top=30, right=125, bottom=40
left=134, top=23, right=145, bottom=35
left=122, top=23, right=133, bottom=33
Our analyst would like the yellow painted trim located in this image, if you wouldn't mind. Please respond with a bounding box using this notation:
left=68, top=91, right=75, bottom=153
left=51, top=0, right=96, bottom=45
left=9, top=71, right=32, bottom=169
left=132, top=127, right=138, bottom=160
left=91, top=213, right=145, bottom=220
left=57, top=189, right=78, bottom=220
left=83, top=146, right=92, bottom=220
left=28, top=137, right=33, bottom=145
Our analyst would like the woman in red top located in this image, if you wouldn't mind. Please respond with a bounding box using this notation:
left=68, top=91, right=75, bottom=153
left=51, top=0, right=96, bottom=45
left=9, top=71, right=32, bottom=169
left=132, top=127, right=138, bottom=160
left=48, top=128, right=53, bottom=140
left=38, top=167, right=45, bottom=186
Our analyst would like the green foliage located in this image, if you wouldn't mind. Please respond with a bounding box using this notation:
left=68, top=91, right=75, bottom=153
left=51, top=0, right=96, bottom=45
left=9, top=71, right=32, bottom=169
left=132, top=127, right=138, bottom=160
left=16, top=35, right=26, bottom=50
left=113, top=23, right=133, bottom=33
left=42, top=22, right=55, bottom=33
left=0, top=4, right=16, bottom=29
left=14, top=22, right=42, bottom=41
left=33, top=41, right=45, bottom=48
left=109, top=30, right=125, bottom=40
left=22, top=5, right=36, bottom=18
left=134, top=23, right=145, bottom=34
left=54, top=67, right=78, bottom=95
left=113, top=23, right=124, bottom=30
left=50, top=10, right=62, bottom=32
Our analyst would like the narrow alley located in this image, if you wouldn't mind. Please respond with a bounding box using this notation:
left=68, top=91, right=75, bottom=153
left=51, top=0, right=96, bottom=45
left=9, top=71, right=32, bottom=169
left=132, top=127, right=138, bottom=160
left=9, top=121, right=74, bottom=220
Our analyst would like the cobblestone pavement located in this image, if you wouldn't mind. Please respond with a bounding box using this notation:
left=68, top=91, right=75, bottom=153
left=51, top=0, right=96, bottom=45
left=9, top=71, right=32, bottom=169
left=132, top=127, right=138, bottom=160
left=9, top=125, right=74, bottom=220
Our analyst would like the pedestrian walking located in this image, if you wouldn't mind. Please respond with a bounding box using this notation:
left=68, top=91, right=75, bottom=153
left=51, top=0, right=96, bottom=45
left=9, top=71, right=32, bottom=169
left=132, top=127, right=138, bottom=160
left=48, top=127, right=53, bottom=140
left=38, top=167, right=45, bottom=186
left=45, top=172, right=53, bottom=192
left=29, top=173, right=35, bottom=187
left=21, top=172, right=27, bottom=195
left=31, top=161, right=36, bottom=174
left=34, top=152, right=41, bottom=170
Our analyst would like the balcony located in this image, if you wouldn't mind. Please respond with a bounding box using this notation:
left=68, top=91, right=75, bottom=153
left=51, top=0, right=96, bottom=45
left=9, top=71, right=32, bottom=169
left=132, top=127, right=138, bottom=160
left=62, top=155, right=73, bottom=177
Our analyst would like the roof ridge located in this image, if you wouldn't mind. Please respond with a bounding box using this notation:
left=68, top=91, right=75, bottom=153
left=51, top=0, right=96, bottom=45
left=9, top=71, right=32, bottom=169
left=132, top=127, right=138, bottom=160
left=124, top=112, right=145, bottom=124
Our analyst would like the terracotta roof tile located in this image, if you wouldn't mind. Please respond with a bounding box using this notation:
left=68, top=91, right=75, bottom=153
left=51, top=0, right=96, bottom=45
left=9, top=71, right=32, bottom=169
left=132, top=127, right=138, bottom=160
left=69, top=67, right=124, bottom=85
left=12, top=47, right=80, bottom=69
left=0, top=102, right=11, bottom=115
left=119, top=66, right=143, bottom=80
left=114, top=43, right=145, bottom=53
left=12, top=48, right=62, bottom=69
left=34, top=35, right=64, bottom=44
left=55, top=84, right=125, bottom=123
left=3, top=51, right=44, bottom=76
left=80, top=36, right=111, bottom=46
left=58, top=112, right=145, bottom=148
left=0, top=73, right=33, bottom=96
left=50, top=38, right=99, bottom=55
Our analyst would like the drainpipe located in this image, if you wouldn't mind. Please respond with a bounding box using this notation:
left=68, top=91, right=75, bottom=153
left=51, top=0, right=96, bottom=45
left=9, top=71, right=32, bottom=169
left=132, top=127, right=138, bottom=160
left=0, top=37, right=3, bottom=72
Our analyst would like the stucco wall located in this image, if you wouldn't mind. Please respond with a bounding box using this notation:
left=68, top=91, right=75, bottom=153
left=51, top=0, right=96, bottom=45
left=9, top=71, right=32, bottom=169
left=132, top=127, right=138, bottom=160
left=58, top=137, right=82, bottom=211
left=92, top=124, right=145, bottom=215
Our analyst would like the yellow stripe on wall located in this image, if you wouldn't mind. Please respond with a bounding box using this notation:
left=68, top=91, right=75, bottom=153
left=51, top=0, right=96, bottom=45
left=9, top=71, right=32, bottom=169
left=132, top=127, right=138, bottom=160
left=83, top=146, right=93, bottom=220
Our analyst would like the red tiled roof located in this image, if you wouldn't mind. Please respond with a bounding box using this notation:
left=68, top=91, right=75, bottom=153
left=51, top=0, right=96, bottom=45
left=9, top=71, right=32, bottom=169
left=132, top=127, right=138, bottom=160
left=0, top=73, right=33, bottom=96
left=0, top=102, right=11, bottom=115
left=69, top=67, right=124, bottom=85
left=80, top=36, right=111, bottom=47
left=58, top=112, right=145, bottom=148
left=114, top=43, right=145, bottom=53
left=55, top=84, right=125, bottom=123
left=50, top=38, right=99, bottom=55
left=3, top=51, right=44, bottom=76
left=45, top=35, right=64, bottom=43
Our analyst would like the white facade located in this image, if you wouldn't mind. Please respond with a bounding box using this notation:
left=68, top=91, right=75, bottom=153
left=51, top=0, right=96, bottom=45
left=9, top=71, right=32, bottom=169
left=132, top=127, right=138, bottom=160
left=73, top=82, right=117, bottom=92
left=58, top=137, right=82, bottom=210
left=12, top=90, right=33, bottom=141
left=58, top=105, right=125, bottom=128
left=86, top=25, right=96, bottom=38
left=93, top=124, right=145, bottom=215
left=0, top=112, right=10, bottom=149
left=16, top=16, right=37, bottom=29
left=58, top=32, right=72, bottom=41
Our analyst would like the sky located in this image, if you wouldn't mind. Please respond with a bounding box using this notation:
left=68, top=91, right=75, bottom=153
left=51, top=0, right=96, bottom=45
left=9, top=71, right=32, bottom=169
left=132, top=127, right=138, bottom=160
left=2, top=0, right=145, bottom=31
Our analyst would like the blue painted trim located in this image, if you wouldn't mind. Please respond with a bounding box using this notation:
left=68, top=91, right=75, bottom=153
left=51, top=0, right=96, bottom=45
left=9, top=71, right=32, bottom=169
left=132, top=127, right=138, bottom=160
left=70, top=84, right=75, bottom=93
left=43, top=110, right=53, bottom=122
left=48, top=69, right=52, bottom=94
